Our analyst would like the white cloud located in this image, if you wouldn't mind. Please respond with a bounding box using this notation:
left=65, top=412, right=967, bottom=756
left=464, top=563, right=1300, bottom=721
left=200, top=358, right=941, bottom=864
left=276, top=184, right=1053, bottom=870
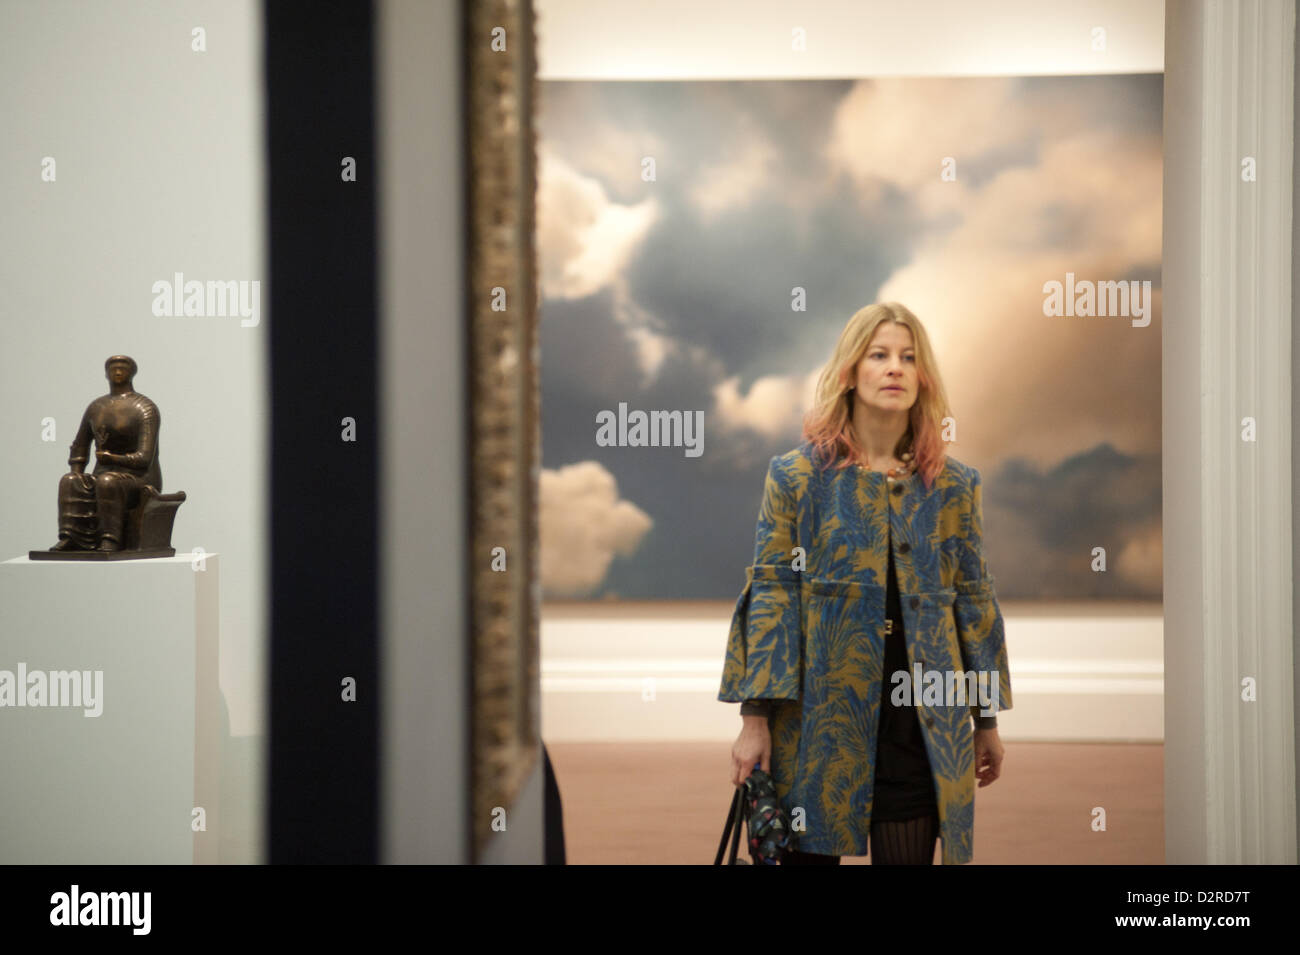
left=712, top=369, right=820, bottom=440
left=540, top=461, right=654, bottom=597
left=539, top=148, right=694, bottom=387
left=537, top=147, right=660, bottom=301
left=825, top=77, right=1026, bottom=221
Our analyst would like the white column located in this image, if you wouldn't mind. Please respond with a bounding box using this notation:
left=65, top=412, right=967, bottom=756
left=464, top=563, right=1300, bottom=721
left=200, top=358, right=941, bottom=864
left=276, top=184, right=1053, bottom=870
left=376, top=0, right=472, bottom=863
left=1163, top=0, right=1296, bottom=863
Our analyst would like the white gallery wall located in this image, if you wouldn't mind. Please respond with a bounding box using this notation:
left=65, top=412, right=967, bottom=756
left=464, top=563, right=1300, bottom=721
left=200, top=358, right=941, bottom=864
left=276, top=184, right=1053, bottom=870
left=0, top=0, right=266, bottom=858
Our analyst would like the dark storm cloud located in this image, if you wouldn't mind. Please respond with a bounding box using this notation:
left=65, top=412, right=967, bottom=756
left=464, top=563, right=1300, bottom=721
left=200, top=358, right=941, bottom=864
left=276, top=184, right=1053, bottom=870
left=983, top=445, right=1162, bottom=598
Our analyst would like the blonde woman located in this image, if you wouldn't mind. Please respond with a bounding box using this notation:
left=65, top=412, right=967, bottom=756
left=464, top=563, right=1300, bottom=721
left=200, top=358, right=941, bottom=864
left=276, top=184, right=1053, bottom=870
left=718, top=302, right=1011, bottom=865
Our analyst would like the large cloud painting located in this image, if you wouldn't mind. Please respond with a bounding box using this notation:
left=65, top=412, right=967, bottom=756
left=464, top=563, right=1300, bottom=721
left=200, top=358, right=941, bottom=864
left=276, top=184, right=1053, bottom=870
left=537, top=75, right=1162, bottom=600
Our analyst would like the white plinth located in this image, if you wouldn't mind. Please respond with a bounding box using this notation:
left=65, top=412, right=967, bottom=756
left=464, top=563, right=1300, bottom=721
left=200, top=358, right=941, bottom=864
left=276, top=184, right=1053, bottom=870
left=0, top=553, right=220, bottom=863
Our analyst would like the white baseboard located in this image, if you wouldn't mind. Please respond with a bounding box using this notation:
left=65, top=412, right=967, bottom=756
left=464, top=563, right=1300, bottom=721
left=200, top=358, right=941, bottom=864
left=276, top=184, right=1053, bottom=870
left=540, top=601, right=1164, bottom=743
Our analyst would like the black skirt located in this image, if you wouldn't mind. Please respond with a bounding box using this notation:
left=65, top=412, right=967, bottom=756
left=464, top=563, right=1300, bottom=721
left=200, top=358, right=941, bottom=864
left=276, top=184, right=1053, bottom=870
left=873, top=537, right=939, bottom=822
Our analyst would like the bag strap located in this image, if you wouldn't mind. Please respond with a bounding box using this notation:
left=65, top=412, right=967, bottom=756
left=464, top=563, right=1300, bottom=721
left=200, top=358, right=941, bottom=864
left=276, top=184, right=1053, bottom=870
left=713, top=788, right=740, bottom=864
left=713, top=784, right=750, bottom=865
left=731, top=785, right=747, bottom=863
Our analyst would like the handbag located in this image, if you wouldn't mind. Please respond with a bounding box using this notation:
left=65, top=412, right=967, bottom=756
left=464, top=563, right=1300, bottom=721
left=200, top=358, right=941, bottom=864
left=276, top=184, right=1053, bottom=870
left=713, top=767, right=792, bottom=865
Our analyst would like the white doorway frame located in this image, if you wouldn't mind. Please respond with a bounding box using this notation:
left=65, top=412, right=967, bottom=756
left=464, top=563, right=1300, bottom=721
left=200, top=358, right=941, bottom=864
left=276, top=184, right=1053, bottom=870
left=1163, top=0, right=1296, bottom=864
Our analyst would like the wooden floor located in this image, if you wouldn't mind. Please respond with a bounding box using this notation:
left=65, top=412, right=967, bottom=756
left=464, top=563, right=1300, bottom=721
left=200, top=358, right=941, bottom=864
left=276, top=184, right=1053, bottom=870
left=545, top=740, right=1164, bottom=865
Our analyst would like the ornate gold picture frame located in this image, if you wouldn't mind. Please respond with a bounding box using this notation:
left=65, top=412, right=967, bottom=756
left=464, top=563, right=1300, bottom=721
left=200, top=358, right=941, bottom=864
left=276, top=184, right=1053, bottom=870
left=465, top=0, right=541, bottom=859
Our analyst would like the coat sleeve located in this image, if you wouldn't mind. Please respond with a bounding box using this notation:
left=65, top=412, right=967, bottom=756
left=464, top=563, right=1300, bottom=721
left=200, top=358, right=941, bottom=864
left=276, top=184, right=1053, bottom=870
left=954, top=467, right=1012, bottom=719
left=717, top=456, right=803, bottom=703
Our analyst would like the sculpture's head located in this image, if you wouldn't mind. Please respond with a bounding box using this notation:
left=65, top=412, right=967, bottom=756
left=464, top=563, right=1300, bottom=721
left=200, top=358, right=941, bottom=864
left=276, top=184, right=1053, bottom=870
left=105, top=355, right=137, bottom=386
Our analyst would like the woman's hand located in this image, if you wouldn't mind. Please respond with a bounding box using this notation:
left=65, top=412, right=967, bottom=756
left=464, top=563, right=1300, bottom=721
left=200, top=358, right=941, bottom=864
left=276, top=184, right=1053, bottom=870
left=974, top=727, right=1004, bottom=787
left=731, top=716, right=771, bottom=787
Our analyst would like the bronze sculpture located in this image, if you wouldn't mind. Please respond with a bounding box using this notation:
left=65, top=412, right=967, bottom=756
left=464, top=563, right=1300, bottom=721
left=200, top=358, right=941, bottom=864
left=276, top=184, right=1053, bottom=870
left=30, top=356, right=186, bottom=561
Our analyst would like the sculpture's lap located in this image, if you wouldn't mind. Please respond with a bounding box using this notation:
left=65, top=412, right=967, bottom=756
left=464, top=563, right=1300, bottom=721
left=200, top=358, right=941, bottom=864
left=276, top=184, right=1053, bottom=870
left=57, top=469, right=150, bottom=547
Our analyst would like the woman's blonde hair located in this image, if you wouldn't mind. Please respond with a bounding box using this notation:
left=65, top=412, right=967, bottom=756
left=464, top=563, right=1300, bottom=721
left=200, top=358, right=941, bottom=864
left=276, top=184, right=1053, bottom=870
left=801, top=302, right=953, bottom=491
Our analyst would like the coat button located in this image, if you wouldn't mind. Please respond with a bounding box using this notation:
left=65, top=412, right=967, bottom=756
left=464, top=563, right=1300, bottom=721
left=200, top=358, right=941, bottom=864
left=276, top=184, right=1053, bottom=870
left=909, top=597, right=919, bottom=610
left=898, top=542, right=910, bottom=554
left=924, top=716, right=934, bottom=728
left=892, top=484, right=904, bottom=495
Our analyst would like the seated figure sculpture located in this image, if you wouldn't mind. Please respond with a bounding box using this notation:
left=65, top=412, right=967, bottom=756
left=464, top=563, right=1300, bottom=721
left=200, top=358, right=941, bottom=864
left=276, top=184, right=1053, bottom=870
left=31, top=355, right=186, bottom=560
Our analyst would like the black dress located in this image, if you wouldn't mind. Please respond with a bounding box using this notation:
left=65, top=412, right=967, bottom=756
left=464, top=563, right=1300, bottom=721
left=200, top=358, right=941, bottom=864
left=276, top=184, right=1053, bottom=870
left=872, top=528, right=939, bottom=822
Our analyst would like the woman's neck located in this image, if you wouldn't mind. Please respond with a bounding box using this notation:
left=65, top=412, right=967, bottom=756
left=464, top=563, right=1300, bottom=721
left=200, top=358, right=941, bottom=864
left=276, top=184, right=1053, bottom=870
left=847, top=407, right=909, bottom=462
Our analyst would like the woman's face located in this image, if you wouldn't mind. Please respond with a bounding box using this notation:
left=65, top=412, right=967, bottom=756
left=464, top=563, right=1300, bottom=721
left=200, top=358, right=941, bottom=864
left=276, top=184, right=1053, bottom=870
left=853, top=322, right=918, bottom=413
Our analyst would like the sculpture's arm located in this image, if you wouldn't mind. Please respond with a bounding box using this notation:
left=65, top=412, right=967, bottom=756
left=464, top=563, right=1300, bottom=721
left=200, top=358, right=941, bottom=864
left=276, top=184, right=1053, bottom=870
left=117, top=400, right=159, bottom=470
left=68, top=408, right=93, bottom=472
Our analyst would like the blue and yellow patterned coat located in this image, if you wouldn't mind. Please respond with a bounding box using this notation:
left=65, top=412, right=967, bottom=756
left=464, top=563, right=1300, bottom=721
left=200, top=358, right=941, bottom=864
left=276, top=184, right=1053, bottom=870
left=718, top=442, right=1013, bottom=864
